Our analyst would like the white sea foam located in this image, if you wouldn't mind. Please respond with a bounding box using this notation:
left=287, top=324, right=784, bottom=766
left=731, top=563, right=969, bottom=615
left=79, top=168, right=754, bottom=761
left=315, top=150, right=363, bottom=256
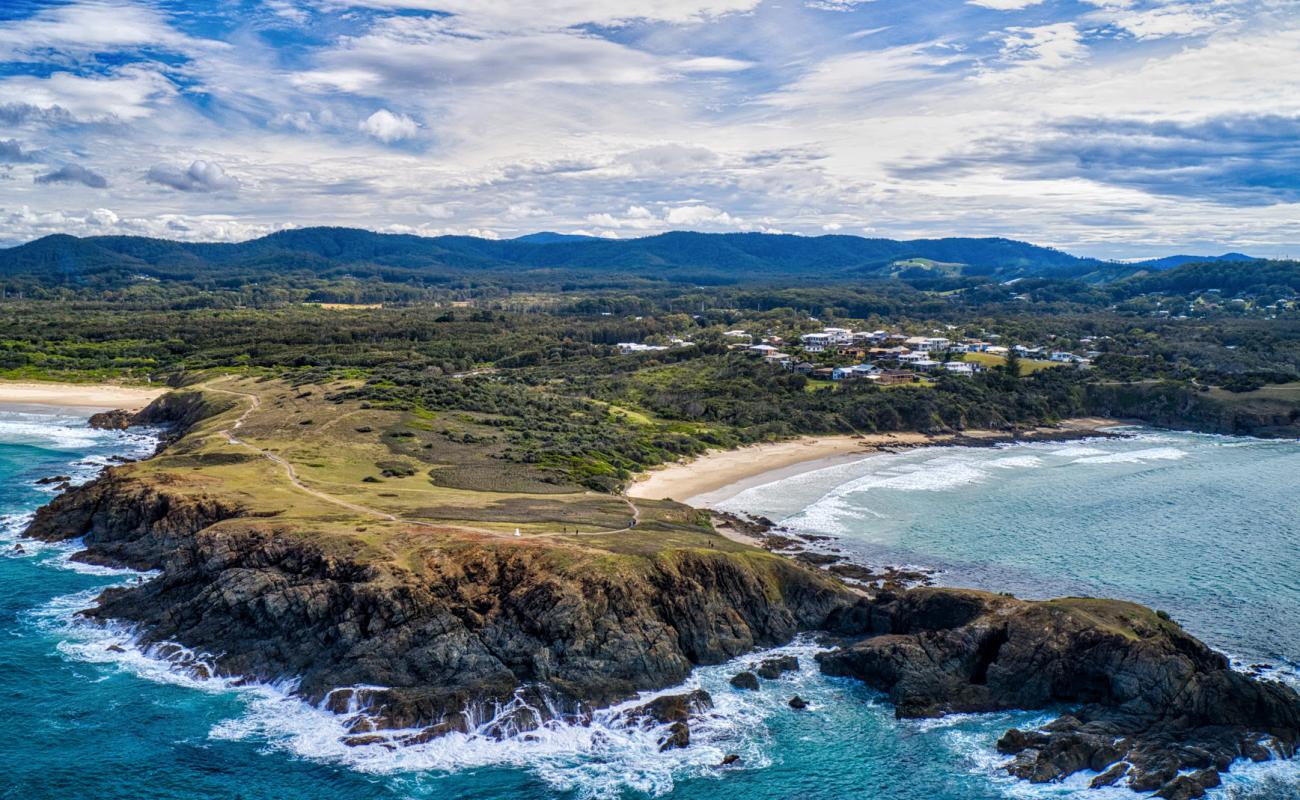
left=1071, top=446, right=1188, bottom=465
left=40, top=581, right=828, bottom=800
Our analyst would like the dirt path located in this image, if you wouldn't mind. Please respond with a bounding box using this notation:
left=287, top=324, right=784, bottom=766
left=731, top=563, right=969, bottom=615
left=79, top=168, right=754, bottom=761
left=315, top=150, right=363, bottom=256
left=202, top=381, right=645, bottom=540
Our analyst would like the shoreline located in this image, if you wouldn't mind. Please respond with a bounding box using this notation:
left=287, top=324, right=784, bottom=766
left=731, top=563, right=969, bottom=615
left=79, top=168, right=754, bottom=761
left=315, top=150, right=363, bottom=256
left=626, top=418, right=1124, bottom=507
left=0, top=381, right=165, bottom=411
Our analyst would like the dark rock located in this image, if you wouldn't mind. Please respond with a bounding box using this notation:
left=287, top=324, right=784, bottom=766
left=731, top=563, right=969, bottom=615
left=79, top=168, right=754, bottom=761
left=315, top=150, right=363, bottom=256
left=816, top=588, right=1300, bottom=792
left=1155, top=775, right=1206, bottom=800
left=756, top=655, right=799, bottom=679
left=730, top=672, right=760, bottom=691
left=35, top=475, right=71, bottom=485
left=789, top=696, right=808, bottom=709
left=795, top=552, right=842, bottom=567
left=88, top=409, right=132, bottom=430
left=1090, top=762, right=1128, bottom=788
left=106, top=644, right=126, bottom=653
left=623, top=690, right=713, bottom=726
left=1192, top=768, right=1221, bottom=789
left=719, top=754, right=741, bottom=766
left=659, top=721, right=690, bottom=751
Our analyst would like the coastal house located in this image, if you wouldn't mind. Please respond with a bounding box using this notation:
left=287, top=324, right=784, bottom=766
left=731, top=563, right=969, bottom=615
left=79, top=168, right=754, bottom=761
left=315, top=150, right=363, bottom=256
left=832, top=364, right=879, bottom=381
left=1049, top=351, right=1085, bottom=363
left=942, top=361, right=975, bottom=375
left=747, top=344, right=779, bottom=354
left=617, top=342, right=668, bottom=353
left=800, top=333, right=833, bottom=352
left=810, top=367, right=836, bottom=380
left=911, top=359, right=942, bottom=372
left=792, top=361, right=816, bottom=375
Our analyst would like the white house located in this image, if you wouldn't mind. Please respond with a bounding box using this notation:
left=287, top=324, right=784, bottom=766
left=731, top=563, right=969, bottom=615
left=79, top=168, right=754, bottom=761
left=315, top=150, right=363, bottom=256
left=800, top=332, right=834, bottom=352
left=942, top=362, right=975, bottom=375
left=617, top=342, right=668, bottom=353
left=832, top=364, right=880, bottom=381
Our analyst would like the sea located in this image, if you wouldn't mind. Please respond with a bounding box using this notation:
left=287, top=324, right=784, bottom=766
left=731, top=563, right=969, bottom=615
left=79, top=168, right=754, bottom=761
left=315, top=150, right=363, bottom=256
left=2, top=409, right=1299, bottom=800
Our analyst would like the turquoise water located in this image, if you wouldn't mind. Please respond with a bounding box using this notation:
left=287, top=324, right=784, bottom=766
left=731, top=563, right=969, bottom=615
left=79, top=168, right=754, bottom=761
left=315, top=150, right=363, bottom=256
left=2, top=413, right=1299, bottom=800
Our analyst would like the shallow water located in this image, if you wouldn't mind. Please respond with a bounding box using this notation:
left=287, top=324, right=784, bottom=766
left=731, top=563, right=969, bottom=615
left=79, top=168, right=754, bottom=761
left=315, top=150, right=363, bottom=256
left=2, top=414, right=1298, bottom=799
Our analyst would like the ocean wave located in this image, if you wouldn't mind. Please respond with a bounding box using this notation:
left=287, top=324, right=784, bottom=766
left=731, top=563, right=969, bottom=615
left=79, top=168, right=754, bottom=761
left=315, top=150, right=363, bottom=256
left=1071, top=446, right=1188, bottom=465
left=39, top=586, right=828, bottom=800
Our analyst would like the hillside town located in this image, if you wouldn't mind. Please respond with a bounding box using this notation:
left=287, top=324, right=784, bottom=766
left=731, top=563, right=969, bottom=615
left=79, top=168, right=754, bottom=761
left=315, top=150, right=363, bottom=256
left=620, top=324, right=1095, bottom=384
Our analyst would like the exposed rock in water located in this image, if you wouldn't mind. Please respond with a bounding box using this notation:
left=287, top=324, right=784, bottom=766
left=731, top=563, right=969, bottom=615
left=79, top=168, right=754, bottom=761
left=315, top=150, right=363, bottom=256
left=23, top=467, right=854, bottom=737
left=817, top=588, right=1300, bottom=795
left=794, top=552, right=842, bottom=567
left=720, top=754, right=741, bottom=766
left=34, top=475, right=71, bottom=485
left=88, top=409, right=132, bottom=430
left=755, top=655, right=799, bottom=679
left=789, top=696, right=808, bottom=709
left=729, top=671, right=760, bottom=691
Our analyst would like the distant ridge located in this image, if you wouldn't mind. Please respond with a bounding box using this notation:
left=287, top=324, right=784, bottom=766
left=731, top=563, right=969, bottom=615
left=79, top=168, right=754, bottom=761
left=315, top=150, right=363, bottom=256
left=0, top=227, right=1258, bottom=287
left=1128, top=252, right=1255, bottom=271
left=512, top=232, right=603, bottom=245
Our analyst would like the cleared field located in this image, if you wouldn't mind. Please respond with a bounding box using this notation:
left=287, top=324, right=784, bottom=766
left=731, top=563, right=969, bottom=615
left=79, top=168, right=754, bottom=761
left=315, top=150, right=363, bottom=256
left=963, top=351, right=1061, bottom=375
left=125, top=375, right=730, bottom=571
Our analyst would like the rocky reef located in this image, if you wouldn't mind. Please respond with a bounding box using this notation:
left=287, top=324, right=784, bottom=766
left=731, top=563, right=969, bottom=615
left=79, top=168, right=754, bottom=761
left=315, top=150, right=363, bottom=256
left=818, top=588, right=1300, bottom=797
left=26, top=464, right=855, bottom=738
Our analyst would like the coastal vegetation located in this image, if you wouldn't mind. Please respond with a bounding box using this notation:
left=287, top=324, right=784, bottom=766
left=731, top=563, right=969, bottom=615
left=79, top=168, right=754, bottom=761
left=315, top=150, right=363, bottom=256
left=6, top=230, right=1300, bottom=796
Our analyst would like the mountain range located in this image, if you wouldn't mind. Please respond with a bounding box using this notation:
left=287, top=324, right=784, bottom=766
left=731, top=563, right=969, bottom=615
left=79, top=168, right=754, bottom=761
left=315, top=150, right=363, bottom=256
left=0, top=227, right=1259, bottom=288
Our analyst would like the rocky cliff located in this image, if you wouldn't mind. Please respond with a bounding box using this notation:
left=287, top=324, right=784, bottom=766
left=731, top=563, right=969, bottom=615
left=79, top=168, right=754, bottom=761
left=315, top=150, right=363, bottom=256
left=27, top=463, right=855, bottom=737
left=818, top=589, right=1300, bottom=797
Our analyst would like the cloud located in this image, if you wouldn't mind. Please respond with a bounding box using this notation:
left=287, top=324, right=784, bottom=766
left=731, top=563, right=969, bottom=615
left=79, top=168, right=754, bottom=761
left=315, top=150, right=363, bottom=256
left=586, top=205, right=658, bottom=229
left=0, top=140, right=37, bottom=163
left=146, top=160, right=239, bottom=193
left=0, top=0, right=219, bottom=61
left=359, top=109, right=419, bottom=143
left=664, top=204, right=742, bottom=226
left=896, top=115, right=1300, bottom=205
left=977, top=22, right=1088, bottom=82
left=35, top=164, right=108, bottom=188
left=967, top=0, right=1045, bottom=9
left=0, top=66, right=175, bottom=122
left=1098, top=3, right=1228, bottom=40
left=336, top=1, right=761, bottom=31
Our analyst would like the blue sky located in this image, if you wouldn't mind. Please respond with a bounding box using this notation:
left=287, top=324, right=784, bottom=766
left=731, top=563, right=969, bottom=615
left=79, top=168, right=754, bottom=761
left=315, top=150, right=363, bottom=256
left=0, top=0, right=1297, bottom=258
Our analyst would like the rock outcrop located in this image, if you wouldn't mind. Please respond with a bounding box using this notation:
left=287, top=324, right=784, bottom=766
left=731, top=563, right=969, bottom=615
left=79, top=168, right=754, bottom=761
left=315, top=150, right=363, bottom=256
left=817, top=588, right=1300, bottom=795
left=26, top=464, right=855, bottom=737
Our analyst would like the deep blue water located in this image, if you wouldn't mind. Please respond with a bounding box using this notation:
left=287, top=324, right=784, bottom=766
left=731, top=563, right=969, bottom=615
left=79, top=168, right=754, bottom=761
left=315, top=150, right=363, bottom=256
left=2, top=413, right=1298, bottom=799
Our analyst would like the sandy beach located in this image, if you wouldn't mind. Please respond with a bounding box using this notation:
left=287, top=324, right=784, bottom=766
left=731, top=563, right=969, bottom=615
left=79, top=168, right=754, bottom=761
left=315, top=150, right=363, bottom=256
left=627, top=418, right=1122, bottom=506
left=0, top=381, right=165, bottom=411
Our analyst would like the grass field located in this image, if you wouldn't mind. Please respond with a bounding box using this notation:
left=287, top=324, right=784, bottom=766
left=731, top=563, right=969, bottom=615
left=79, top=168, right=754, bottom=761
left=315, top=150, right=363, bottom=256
left=963, top=351, right=1061, bottom=375
left=123, top=375, right=738, bottom=573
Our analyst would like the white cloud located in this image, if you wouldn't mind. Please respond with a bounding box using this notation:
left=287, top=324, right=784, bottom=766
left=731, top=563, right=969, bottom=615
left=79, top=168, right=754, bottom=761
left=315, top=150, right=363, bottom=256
left=359, top=109, right=419, bottom=143
left=146, top=161, right=239, bottom=193
left=977, top=22, right=1089, bottom=82
left=967, top=0, right=1046, bottom=9
left=0, top=0, right=220, bottom=61
left=333, top=1, right=761, bottom=31
left=586, top=205, right=658, bottom=229
left=0, top=66, right=175, bottom=122
left=664, top=204, right=741, bottom=226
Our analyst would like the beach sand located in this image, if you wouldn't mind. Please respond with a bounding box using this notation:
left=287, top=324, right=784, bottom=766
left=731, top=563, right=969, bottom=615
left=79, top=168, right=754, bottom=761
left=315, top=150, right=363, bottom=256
left=0, top=381, right=165, bottom=411
left=627, top=418, right=1122, bottom=506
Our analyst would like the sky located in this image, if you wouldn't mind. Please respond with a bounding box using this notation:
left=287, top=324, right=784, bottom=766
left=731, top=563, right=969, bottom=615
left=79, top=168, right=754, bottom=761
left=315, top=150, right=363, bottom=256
left=0, top=0, right=1298, bottom=259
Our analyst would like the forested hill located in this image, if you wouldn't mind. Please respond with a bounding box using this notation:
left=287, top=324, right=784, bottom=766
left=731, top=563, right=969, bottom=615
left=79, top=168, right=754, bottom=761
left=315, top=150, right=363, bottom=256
left=0, top=227, right=1254, bottom=289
